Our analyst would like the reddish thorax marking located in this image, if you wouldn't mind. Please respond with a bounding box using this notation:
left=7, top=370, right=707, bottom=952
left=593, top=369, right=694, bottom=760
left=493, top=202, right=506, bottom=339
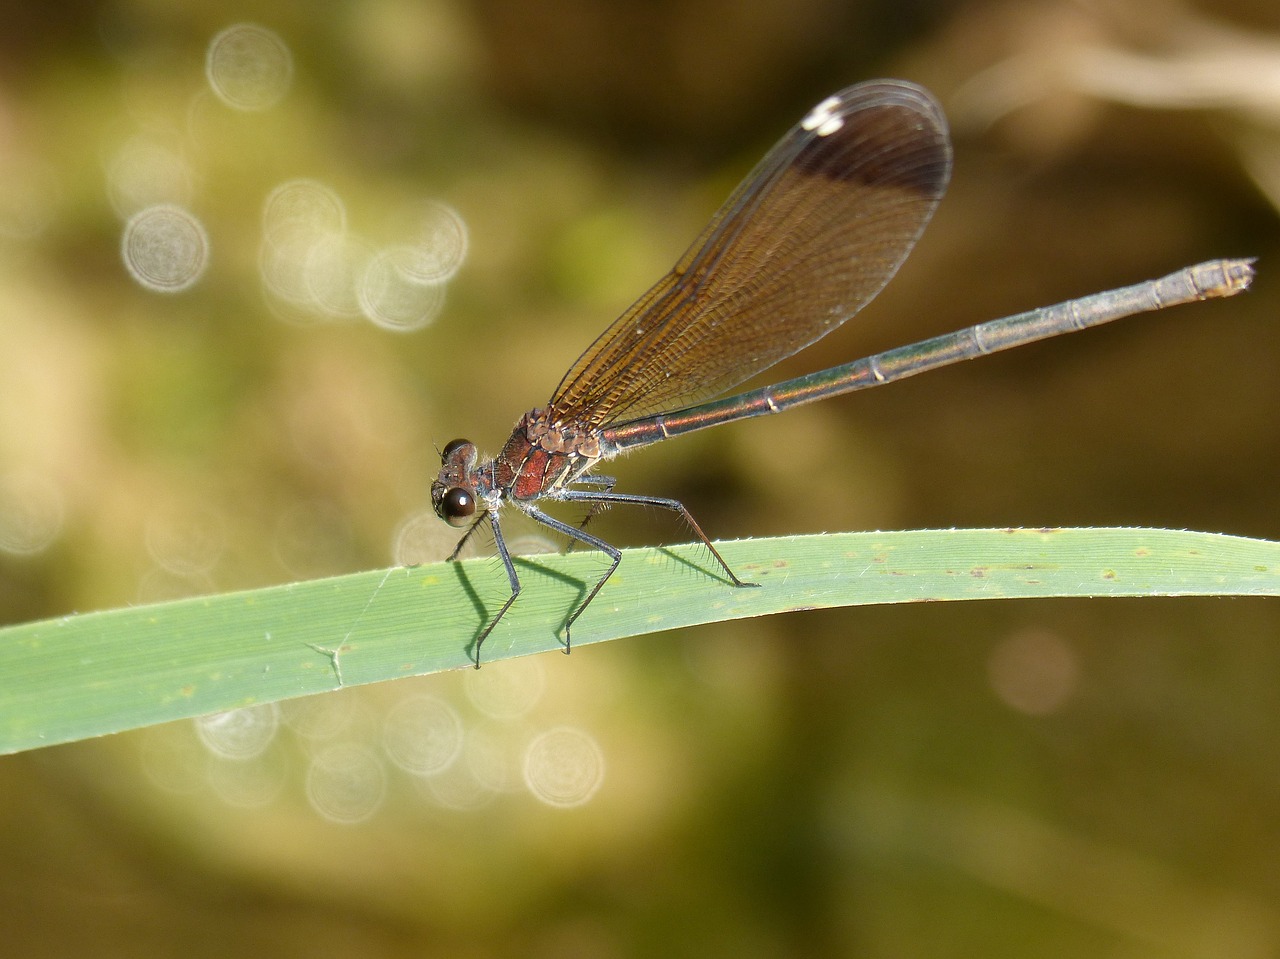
left=433, top=408, right=607, bottom=514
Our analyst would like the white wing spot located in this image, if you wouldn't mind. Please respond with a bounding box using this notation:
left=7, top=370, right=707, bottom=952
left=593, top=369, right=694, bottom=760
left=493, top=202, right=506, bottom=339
left=801, top=95, right=843, bottom=136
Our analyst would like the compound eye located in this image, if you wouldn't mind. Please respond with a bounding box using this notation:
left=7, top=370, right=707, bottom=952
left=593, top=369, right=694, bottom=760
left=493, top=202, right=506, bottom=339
left=440, top=487, right=476, bottom=527
left=441, top=438, right=471, bottom=461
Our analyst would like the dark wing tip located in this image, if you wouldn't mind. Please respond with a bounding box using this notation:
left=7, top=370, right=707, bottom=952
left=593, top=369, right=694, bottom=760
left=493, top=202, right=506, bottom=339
left=792, top=79, right=952, bottom=199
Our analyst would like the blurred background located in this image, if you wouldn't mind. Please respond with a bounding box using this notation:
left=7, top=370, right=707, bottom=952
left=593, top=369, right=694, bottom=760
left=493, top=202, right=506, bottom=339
left=1, top=0, right=1279, bottom=955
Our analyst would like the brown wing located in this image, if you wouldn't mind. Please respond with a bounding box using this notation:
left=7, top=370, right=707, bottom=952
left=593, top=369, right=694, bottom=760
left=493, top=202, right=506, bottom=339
left=547, top=79, right=952, bottom=430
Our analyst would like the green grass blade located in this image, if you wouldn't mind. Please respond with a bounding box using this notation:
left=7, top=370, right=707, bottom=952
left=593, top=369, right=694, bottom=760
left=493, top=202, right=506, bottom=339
left=2, top=526, right=1278, bottom=754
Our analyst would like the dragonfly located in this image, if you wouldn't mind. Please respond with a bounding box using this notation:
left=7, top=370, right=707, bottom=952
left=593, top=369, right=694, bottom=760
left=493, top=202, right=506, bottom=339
left=431, top=78, right=1254, bottom=666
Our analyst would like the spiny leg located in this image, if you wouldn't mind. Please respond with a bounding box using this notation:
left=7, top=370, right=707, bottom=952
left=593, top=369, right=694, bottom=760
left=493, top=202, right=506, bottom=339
left=465, top=511, right=522, bottom=668
left=515, top=501, right=623, bottom=654
left=447, top=511, right=489, bottom=561
left=558, top=488, right=759, bottom=589
left=466, top=489, right=759, bottom=663
left=563, top=474, right=617, bottom=551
